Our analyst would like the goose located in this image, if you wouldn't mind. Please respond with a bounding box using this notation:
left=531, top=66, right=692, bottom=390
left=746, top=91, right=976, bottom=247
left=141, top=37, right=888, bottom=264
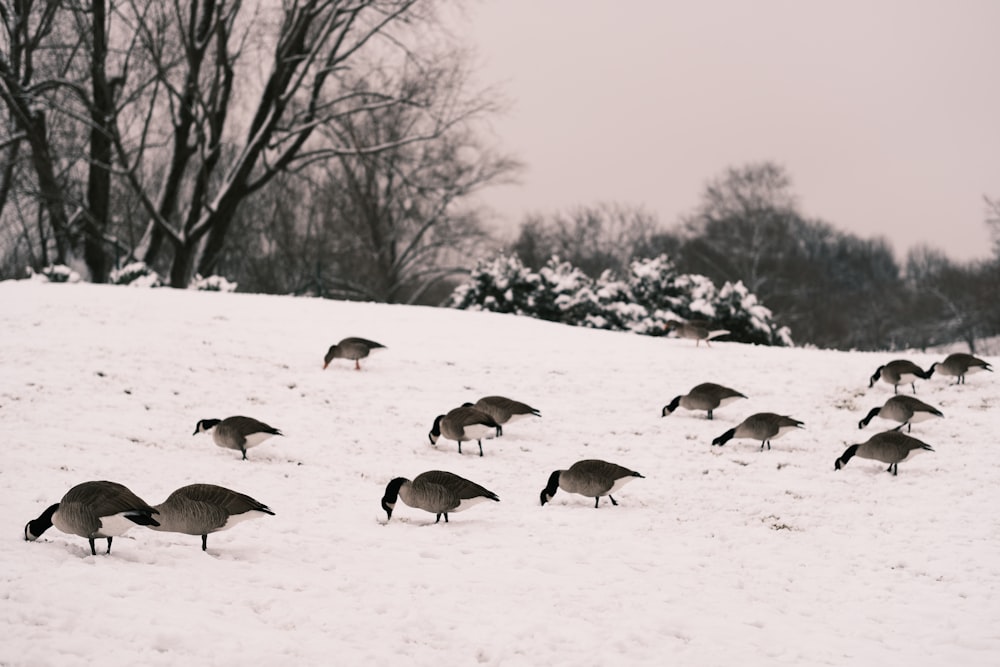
left=661, top=382, right=747, bottom=420
left=711, top=412, right=804, bottom=450
left=540, top=459, right=644, bottom=508
left=928, top=353, right=993, bottom=385
left=664, top=319, right=729, bottom=347
left=150, top=484, right=274, bottom=551
left=381, top=471, right=499, bottom=523
left=193, top=415, right=283, bottom=460
left=323, top=337, right=386, bottom=370
left=835, top=429, right=934, bottom=475
left=858, top=395, right=943, bottom=432
left=463, top=395, right=541, bottom=436
left=24, top=481, right=160, bottom=556
left=428, top=406, right=500, bottom=456
left=868, top=359, right=931, bottom=395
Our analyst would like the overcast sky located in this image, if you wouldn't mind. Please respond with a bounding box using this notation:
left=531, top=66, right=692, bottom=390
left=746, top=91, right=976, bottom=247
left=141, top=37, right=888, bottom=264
left=456, top=0, right=1000, bottom=262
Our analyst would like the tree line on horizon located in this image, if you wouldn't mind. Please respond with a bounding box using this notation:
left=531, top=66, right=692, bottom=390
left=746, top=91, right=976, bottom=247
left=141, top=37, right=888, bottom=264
left=2, top=2, right=997, bottom=352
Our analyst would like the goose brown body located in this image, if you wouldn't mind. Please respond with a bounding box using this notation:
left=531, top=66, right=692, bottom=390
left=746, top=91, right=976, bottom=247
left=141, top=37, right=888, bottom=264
left=540, top=459, right=644, bottom=508
left=868, top=359, right=931, bottom=394
left=194, top=416, right=283, bottom=460
left=151, top=484, right=275, bottom=551
left=23, top=481, right=160, bottom=556
left=929, top=353, right=993, bottom=385
left=428, top=406, right=500, bottom=456
left=468, top=396, right=541, bottom=436
left=859, top=395, right=943, bottom=432
left=835, top=430, right=934, bottom=475
left=662, top=383, right=747, bottom=419
left=711, top=412, right=804, bottom=450
left=381, top=471, right=499, bottom=523
left=323, top=337, right=386, bottom=370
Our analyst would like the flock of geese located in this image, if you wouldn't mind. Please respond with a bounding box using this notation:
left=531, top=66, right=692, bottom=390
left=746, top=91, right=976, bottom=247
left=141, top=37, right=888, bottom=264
left=22, top=331, right=994, bottom=556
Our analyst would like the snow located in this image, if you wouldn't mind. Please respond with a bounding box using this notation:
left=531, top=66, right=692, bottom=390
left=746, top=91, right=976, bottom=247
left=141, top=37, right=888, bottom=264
left=2, top=280, right=998, bottom=666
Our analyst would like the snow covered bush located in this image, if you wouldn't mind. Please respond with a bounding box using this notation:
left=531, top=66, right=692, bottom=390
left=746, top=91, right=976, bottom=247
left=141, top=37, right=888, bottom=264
left=110, top=262, right=163, bottom=288
left=27, top=265, right=82, bottom=283
left=191, top=274, right=238, bottom=292
left=450, top=253, right=791, bottom=345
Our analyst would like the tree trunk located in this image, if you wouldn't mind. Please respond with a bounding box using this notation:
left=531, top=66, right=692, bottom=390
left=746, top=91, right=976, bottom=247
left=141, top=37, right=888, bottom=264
left=83, top=0, right=114, bottom=282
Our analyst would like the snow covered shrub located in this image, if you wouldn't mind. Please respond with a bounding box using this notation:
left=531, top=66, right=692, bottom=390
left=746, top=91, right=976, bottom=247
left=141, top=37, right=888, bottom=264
left=448, top=254, right=542, bottom=315
left=191, top=274, right=238, bottom=292
left=713, top=280, right=793, bottom=346
left=28, top=265, right=81, bottom=283
left=110, top=262, right=163, bottom=288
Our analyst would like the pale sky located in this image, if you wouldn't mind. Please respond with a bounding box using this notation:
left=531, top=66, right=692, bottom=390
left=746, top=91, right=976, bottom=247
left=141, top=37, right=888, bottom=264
left=457, top=0, right=1000, bottom=262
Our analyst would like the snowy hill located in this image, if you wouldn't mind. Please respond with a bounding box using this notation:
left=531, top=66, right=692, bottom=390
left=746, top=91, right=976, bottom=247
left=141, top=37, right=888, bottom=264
left=2, top=280, right=997, bottom=666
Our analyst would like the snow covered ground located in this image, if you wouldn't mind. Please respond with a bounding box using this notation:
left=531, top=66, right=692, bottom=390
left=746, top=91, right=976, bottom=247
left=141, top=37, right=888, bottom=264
left=1, top=280, right=998, bottom=666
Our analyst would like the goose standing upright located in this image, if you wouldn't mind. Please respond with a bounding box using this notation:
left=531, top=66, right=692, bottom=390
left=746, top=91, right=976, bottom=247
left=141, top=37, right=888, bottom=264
left=661, top=382, right=747, bottom=420
left=711, top=412, right=804, bottom=450
left=540, top=459, right=644, bottom=508
left=835, top=430, right=934, bottom=475
left=24, top=481, right=160, bottom=556
left=150, top=484, right=275, bottom=551
left=465, top=395, right=541, bottom=436
left=868, top=360, right=931, bottom=394
left=858, top=395, right=943, bottom=432
left=928, top=353, right=993, bottom=385
left=193, top=415, right=283, bottom=460
left=381, top=471, right=499, bottom=523
left=428, top=406, right=500, bottom=456
left=664, top=319, right=729, bottom=347
left=323, top=337, right=386, bottom=370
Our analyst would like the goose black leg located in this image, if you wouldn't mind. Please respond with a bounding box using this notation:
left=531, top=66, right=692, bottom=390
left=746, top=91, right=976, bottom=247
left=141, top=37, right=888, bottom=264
left=202, top=534, right=208, bottom=551
left=88, top=538, right=97, bottom=556
left=457, top=441, right=463, bottom=455
left=594, top=497, right=600, bottom=508
left=106, top=537, right=113, bottom=554
left=478, top=440, right=483, bottom=457
left=707, top=410, right=714, bottom=420
left=609, top=495, right=618, bottom=506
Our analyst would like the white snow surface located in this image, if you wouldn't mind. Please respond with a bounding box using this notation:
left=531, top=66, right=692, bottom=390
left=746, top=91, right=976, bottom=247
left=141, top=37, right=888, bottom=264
left=2, top=281, right=998, bottom=666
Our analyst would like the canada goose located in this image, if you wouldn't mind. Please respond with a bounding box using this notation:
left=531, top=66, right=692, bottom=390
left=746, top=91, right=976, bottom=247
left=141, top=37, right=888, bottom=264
left=193, top=416, right=283, bottom=460
left=540, top=459, right=644, bottom=508
left=868, top=359, right=931, bottom=395
left=463, top=395, right=541, bottom=436
left=664, top=319, right=729, bottom=347
left=711, top=412, right=804, bottom=450
left=661, top=382, right=747, bottom=420
left=928, top=353, right=993, bottom=385
left=381, top=471, right=499, bottom=523
left=150, top=484, right=275, bottom=551
left=858, top=395, right=943, bottom=432
left=24, top=481, right=160, bottom=556
left=323, top=337, right=386, bottom=370
left=835, top=430, right=934, bottom=475
left=428, top=406, right=500, bottom=456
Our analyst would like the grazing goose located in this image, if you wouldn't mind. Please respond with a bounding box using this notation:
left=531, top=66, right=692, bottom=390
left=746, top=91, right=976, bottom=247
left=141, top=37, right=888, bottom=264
left=661, top=382, right=747, bottom=420
left=150, top=484, right=275, bottom=551
left=193, top=415, right=283, bottom=460
left=858, top=395, right=943, bottom=432
left=323, top=337, right=386, bottom=370
left=664, top=319, right=729, bottom=347
left=381, top=471, right=499, bottom=523
left=428, top=406, right=500, bottom=456
left=463, top=395, right=541, bottom=436
left=868, top=359, right=931, bottom=395
left=835, top=430, right=934, bottom=475
left=24, top=481, right=160, bottom=556
left=928, top=353, right=993, bottom=385
left=539, top=459, right=644, bottom=508
left=711, top=412, right=804, bottom=450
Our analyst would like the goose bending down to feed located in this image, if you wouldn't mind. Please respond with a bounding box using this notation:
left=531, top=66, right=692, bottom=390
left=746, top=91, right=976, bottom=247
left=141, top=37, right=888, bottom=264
left=868, top=359, right=931, bottom=395
left=928, top=353, right=993, bottom=385
left=150, top=484, right=275, bottom=551
left=661, top=382, right=747, bottom=420
left=664, top=319, right=729, bottom=347
left=711, top=412, right=804, bottom=450
left=463, top=396, right=541, bottom=436
left=428, top=406, right=500, bottom=456
left=323, top=337, right=386, bottom=370
left=835, top=430, right=934, bottom=476
left=858, top=395, right=943, bottom=432
left=540, top=459, right=644, bottom=508
left=381, top=471, right=499, bottom=523
left=194, top=416, right=283, bottom=461
left=24, top=481, right=160, bottom=556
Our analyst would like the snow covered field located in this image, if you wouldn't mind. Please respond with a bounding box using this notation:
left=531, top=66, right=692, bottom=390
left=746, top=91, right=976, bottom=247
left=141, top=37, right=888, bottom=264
left=2, top=280, right=998, bottom=666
